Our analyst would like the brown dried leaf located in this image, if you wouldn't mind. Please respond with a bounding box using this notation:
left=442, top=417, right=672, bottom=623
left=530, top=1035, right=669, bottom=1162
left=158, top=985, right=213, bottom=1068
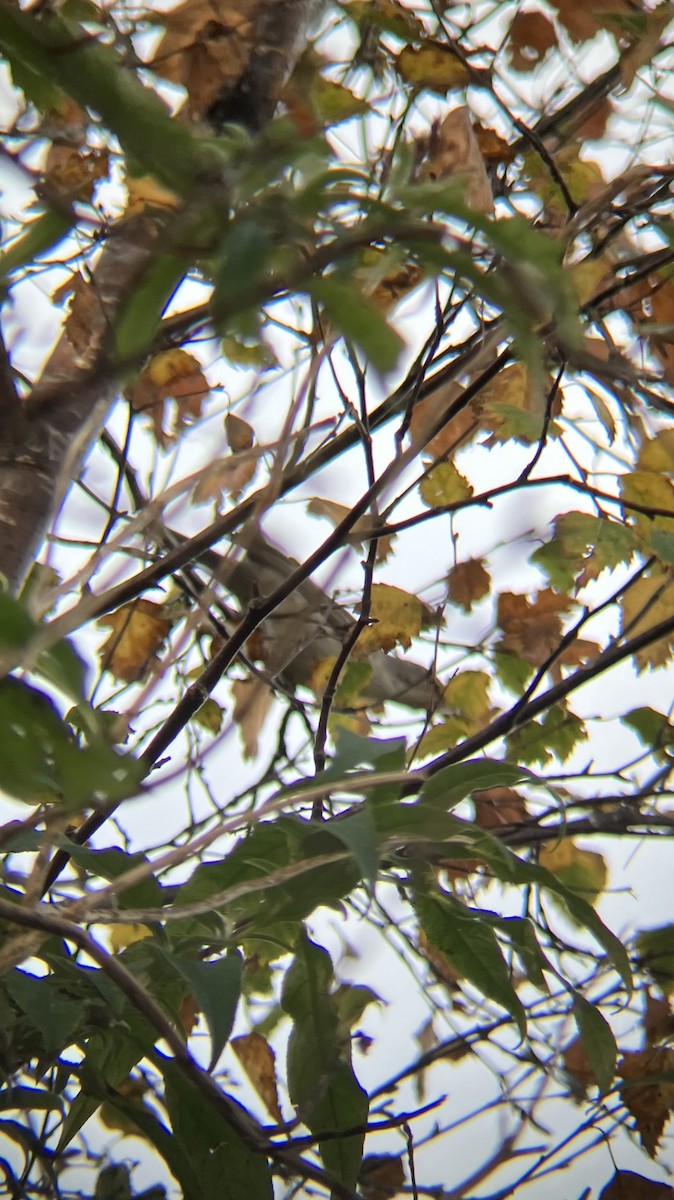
left=600, top=1171, right=674, bottom=1200
left=497, top=589, right=572, bottom=666
left=473, top=787, right=527, bottom=830
left=231, top=1032, right=283, bottom=1123
left=98, top=600, right=172, bottom=683
left=507, top=11, right=557, bottom=72
left=128, top=349, right=209, bottom=448
left=550, top=0, right=631, bottom=44
left=644, top=991, right=674, bottom=1048
left=619, top=1047, right=674, bottom=1157
left=575, top=95, right=613, bottom=141
left=149, top=0, right=258, bottom=121
left=307, top=497, right=396, bottom=562
left=472, top=122, right=516, bottom=168
left=650, top=279, right=674, bottom=385
left=408, top=381, right=478, bottom=460
left=564, top=1034, right=597, bottom=1095
left=64, top=271, right=102, bottom=356
left=358, top=1154, right=405, bottom=1200
left=43, top=144, right=109, bottom=202
left=178, top=992, right=199, bottom=1036
left=620, top=571, right=674, bottom=671
left=231, top=677, right=274, bottom=759
left=447, top=558, right=491, bottom=611
left=225, top=412, right=255, bottom=452
left=417, top=107, right=493, bottom=213
left=192, top=452, right=258, bottom=505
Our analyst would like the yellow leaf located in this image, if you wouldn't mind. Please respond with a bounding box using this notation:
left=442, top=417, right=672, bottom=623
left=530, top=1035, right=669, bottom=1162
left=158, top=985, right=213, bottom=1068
left=420, top=462, right=473, bottom=509
left=128, top=349, right=210, bottom=448
left=395, top=42, right=471, bottom=93
left=539, top=839, right=607, bottom=906
left=125, top=171, right=180, bottom=217
left=231, top=1032, right=283, bottom=1123
left=442, top=670, right=491, bottom=722
left=571, top=254, right=613, bottom=306
left=620, top=570, right=674, bottom=670
left=417, top=716, right=472, bottom=756
left=638, top=431, right=674, bottom=476
left=620, top=470, right=674, bottom=555
left=354, top=584, right=423, bottom=657
left=98, top=600, right=172, bottom=683
left=107, top=924, right=152, bottom=954
left=194, top=697, right=224, bottom=734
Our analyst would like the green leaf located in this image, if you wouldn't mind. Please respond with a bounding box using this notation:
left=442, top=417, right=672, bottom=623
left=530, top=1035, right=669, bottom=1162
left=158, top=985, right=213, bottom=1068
left=493, top=651, right=534, bottom=694
left=622, top=706, right=674, bottom=755
left=499, top=917, right=551, bottom=993
left=571, top=991, right=616, bottom=1095
left=91, top=1077, right=201, bottom=1200
left=0, top=677, right=142, bottom=808
left=512, top=858, right=632, bottom=993
left=113, top=253, right=185, bottom=362
left=636, top=924, right=674, bottom=989
left=531, top=512, right=635, bottom=591
left=506, top=706, right=586, bottom=767
left=59, top=1028, right=145, bottom=1149
left=0, top=1085, right=64, bottom=1114
left=0, top=211, right=72, bottom=284
left=282, top=930, right=368, bottom=1187
left=310, top=275, right=403, bottom=372
left=420, top=759, right=531, bottom=809
left=321, top=807, right=378, bottom=888
left=162, top=1060, right=272, bottom=1200
left=3, top=971, right=83, bottom=1055
left=0, top=5, right=207, bottom=194
left=412, top=889, right=526, bottom=1036
left=0, top=592, right=87, bottom=702
left=212, top=221, right=273, bottom=317
left=156, top=948, right=242, bottom=1070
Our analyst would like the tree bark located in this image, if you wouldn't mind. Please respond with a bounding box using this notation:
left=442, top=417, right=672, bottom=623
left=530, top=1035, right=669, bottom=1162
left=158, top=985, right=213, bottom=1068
left=0, top=0, right=322, bottom=593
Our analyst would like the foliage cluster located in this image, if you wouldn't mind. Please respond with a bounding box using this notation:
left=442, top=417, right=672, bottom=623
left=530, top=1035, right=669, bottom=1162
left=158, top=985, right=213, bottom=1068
left=1, top=0, right=674, bottom=1197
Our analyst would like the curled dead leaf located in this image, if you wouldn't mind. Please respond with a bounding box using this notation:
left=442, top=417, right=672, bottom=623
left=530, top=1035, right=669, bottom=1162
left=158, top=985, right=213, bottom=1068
left=619, top=1047, right=674, bottom=1157
left=231, top=1032, right=283, bottom=1123
left=416, top=108, right=493, bottom=213
left=128, top=349, right=210, bottom=448
left=98, top=601, right=172, bottom=683
left=232, top=677, right=274, bottom=759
